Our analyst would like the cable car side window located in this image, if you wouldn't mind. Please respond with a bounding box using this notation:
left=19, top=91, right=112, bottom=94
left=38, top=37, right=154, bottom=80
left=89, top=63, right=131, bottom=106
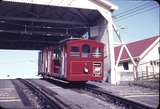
left=54, top=48, right=62, bottom=60
left=82, top=44, right=90, bottom=58
left=92, top=47, right=102, bottom=58
left=70, top=46, right=80, bottom=57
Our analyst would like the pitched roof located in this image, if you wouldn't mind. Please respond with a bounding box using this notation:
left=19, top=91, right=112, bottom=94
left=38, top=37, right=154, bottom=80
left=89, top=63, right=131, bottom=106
left=114, top=35, right=159, bottom=62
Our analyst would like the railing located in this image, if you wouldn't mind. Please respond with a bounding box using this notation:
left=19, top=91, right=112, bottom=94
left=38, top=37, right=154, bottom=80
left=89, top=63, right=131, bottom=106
left=134, top=60, right=159, bottom=80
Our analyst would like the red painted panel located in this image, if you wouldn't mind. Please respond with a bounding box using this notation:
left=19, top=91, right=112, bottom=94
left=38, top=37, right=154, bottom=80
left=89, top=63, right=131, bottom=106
left=39, top=39, right=104, bottom=82
left=66, top=39, right=104, bottom=82
left=70, top=61, right=92, bottom=74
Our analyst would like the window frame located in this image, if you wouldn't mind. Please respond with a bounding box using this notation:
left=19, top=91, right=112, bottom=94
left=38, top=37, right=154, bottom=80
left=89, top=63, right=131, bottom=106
left=81, top=44, right=90, bottom=58
left=123, top=61, right=129, bottom=70
left=70, top=46, right=80, bottom=57
left=92, top=47, right=102, bottom=58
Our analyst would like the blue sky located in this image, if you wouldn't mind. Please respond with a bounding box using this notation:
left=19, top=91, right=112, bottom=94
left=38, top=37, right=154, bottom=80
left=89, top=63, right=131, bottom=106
left=112, top=0, right=159, bottom=43
left=0, top=50, right=39, bottom=79
left=0, top=0, right=159, bottom=78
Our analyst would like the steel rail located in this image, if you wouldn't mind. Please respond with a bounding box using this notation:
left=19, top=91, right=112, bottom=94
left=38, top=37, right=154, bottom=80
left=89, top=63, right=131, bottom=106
left=17, top=79, right=80, bottom=109
left=83, top=85, right=155, bottom=109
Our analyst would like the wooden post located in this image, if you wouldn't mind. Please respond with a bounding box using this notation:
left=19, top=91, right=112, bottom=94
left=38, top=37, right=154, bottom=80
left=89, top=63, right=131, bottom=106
left=152, top=64, right=155, bottom=79
left=135, top=65, right=139, bottom=80
left=133, top=66, right=137, bottom=80
left=146, top=66, right=148, bottom=79
left=142, top=70, right=144, bottom=80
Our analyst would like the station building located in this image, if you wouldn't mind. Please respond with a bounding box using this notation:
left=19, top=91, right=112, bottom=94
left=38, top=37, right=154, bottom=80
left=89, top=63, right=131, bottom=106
left=114, top=35, right=160, bottom=83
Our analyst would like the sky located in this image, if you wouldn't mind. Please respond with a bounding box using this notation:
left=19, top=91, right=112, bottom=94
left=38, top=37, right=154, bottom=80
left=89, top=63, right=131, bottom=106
left=0, top=50, right=39, bottom=79
left=0, top=0, right=159, bottom=79
left=112, top=0, right=159, bottom=43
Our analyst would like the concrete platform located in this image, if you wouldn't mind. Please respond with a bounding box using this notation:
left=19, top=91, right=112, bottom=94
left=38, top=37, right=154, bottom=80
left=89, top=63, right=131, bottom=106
left=0, top=79, right=24, bottom=109
left=88, top=81, right=159, bottom=109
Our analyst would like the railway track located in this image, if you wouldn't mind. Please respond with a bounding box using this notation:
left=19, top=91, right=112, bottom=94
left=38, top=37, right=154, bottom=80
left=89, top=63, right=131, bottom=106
left=80, top=84, right=155, bottom=109
left=17, top=79, right=81, bottom=109
left=45, top=79, right=156, bottom=109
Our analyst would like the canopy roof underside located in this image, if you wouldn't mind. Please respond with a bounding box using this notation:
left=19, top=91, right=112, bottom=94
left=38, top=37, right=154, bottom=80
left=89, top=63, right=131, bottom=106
left=0, top=0, right=117, bottom=50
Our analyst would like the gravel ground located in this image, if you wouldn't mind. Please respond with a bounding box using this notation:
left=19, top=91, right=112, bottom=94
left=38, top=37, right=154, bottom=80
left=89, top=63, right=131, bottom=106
left=1, top=79, right=158, bottom=109
left=131, top=80, right=159, bottom=90
left=0, top=79, right=24, bottom=109
left=88, top=81, right=159, bottom=108
left=12, top=79, right=41, bottom=109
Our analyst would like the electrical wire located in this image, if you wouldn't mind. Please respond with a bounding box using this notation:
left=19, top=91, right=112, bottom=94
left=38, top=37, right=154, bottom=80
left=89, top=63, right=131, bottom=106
left=115, top=3, right=153, bottom=19
left=115, top=6, right=157, bottom=20
left=115, top=6, right=158, bottom=22
left=114, top=1, right=151, bottom=17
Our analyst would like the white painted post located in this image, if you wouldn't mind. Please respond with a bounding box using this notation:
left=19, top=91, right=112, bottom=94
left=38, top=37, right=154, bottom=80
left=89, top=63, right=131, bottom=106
left=107, top=18, right=117, bottom=85
left=98, top=10, right=117, bottom=85
left=115, top=45, right=124, bottom=67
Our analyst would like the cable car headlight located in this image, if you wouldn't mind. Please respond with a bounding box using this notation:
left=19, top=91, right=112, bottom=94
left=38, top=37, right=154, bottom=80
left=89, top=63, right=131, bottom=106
left=84, top=67, right=89, bottom=73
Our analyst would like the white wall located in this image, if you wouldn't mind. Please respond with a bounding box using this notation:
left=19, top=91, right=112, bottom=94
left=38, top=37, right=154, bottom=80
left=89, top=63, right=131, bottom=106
left=139, top=40, right=159, bottom=64
left=116, top=39, right=159, bottom=82
left=116, top=61, right=134, bottom=71
left=137, top=40, right=159, bottom=76
left=116, top=62, right=135, bottom=82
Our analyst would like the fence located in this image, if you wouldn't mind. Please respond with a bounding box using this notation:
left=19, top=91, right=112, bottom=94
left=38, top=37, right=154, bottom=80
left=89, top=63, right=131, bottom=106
left=135, top=60, right=159, bottom=80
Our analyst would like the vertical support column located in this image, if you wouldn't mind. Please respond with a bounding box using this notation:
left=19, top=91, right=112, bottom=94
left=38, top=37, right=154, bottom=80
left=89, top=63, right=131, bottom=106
left=107, top=19, right=117, bottom=85
left=98, top=9, right=117, bottom=85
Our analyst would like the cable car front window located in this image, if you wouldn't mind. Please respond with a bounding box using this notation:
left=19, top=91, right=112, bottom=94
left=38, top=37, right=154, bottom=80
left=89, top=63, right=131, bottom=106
left=92, top=47, right=102, bottom=58
left=82, top=44, right=90, bottom=58
left=70, top=46, right=80, bottom=57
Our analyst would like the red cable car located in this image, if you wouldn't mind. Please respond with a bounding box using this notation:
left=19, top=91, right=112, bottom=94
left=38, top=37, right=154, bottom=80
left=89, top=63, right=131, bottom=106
left=38, top=38, right=104, bottom=82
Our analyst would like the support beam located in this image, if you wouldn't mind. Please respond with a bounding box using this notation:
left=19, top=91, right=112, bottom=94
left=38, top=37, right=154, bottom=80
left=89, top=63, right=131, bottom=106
left=123, top=45, right=136, bottom=66
left=98, top=9, right=116, bottom=85
left=0, top=16, right=86, bottom=26
left=0, top=29, right=80, bottom=37
left=112, top=23, right=122, bottom=42
left=115, top=45, right=124, bottom=67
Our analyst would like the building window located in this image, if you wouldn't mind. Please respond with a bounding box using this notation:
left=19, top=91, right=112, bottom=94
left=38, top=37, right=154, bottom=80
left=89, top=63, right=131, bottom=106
left=123, top=62, right=129, bottom=70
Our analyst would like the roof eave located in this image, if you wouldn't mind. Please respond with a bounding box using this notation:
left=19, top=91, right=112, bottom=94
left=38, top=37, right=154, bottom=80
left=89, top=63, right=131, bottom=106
left=94, top=0, right=118, bottom=11
left=119, top=57, right=139, bottom=62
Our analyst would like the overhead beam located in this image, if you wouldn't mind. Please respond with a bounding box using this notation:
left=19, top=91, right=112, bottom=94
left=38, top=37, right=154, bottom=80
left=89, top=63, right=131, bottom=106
left=0, top=29, right=81, bottom=37
left=0, top=16, right=86, bottom=26
left=0, top=39, right=58, bottom=44
left=0, top=41, right=51, bottom=50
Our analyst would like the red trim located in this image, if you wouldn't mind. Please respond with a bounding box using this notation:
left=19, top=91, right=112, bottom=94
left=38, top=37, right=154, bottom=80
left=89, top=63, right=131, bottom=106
left=114, top=35, right=159, bottom=62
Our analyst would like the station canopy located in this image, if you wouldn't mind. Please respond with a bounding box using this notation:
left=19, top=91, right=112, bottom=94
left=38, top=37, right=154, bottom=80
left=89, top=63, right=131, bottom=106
left=0, top=0, right=117, bottom=50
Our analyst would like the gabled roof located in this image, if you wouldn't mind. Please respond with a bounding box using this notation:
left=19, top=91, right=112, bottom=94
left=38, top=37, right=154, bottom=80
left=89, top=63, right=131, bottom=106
left=114, top=35, right=159, bottom=62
